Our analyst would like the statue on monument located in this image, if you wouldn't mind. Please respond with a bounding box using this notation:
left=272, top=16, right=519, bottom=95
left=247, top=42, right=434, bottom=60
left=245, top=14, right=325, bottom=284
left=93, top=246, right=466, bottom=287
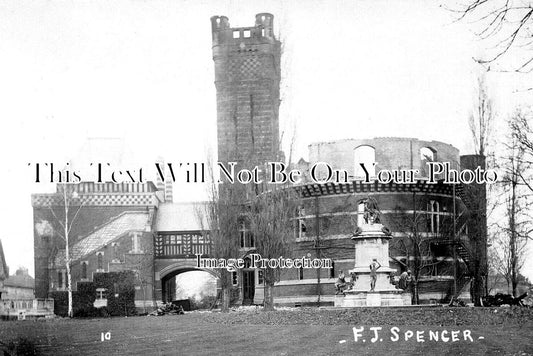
left=363, top=197, right=381, bottom=224
left=335, top=270, right=349, bottom=295
left=369, top=258, right=382, bottom=291
left=335, top=196, right=412, bottom=306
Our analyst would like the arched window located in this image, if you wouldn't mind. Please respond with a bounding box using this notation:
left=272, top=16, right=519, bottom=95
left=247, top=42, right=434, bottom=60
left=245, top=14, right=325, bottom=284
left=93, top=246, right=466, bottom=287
left=57, top=270, right=64, bottom=290
left=420, top=147, right=435, bottom=162
left=112, top=242, right=119, bottom=262
left=354, top=145, right=376, bottom=178
left=81, top=262, right=88, bottom=280
left=420, top=147, right=437, bottom=177
left=97, top=252, right=104, bottom=271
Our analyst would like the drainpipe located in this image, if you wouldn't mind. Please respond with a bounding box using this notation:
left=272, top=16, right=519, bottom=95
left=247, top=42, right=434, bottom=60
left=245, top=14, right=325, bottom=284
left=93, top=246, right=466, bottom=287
left=315, top=196, right=321, bottom=307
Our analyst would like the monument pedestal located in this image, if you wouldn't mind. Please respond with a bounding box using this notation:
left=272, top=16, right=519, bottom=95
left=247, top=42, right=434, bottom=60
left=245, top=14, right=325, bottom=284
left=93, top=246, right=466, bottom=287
left=335, top=290, right=411, bottom=307
left=334, top=223, right=411, bottom=307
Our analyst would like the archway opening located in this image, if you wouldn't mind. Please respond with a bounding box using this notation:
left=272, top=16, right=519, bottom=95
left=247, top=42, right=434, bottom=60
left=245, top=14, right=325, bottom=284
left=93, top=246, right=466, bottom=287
left=354, top=145, right=376, bottom=178
left=161, top=268, right=218, bottom=309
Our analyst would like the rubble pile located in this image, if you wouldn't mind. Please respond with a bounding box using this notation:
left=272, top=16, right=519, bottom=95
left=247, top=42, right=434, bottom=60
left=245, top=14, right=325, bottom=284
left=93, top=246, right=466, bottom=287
left=148, top=303, right=185, bottom=316
left=483, top=293, right=529, bottom=307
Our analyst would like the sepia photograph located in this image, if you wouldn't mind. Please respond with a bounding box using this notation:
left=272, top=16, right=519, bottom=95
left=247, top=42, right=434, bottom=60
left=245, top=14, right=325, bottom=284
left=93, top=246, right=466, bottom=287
left=0, top=0, right=532, bottom=355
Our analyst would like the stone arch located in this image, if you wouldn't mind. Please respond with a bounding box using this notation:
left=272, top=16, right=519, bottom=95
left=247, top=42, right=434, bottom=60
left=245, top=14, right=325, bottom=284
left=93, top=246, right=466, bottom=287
left=159, top=260, right=220, bottom=280
left=159, top=261, right=220, bottom=303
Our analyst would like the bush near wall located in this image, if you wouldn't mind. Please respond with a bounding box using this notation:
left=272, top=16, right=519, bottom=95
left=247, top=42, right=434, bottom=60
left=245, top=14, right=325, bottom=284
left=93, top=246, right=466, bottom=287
left=49, top=283, right=99, bottom=317
left=76, top=282, right=96, bottom=308
left=93, top=271, right=137, bottom=317
left=49, top=272, right=137, bottom=317
left=48, top=291, right=69, bottom=317
left=73, top=282, right=98, bottom=317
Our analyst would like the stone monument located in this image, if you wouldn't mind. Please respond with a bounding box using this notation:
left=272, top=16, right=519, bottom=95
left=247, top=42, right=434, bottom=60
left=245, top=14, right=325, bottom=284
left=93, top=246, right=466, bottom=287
left=334, top=198, right=411, bottom=307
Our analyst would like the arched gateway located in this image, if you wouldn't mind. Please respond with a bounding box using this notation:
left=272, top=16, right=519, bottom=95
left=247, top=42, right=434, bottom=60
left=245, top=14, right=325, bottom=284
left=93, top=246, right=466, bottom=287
left=157, top=260, right=220, bottom=303
left=154, top=203, right=262, bottom=306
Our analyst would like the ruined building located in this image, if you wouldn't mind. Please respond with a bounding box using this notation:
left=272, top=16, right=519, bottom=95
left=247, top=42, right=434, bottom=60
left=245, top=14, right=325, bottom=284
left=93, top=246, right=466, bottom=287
left=31, top=13, right=487, bottom=311
left=208, top=14, right=487, bottom=305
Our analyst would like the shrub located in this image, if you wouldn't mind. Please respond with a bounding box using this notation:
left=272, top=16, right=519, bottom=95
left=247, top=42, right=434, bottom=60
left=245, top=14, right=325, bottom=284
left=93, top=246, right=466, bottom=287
left=49, top=291, right=69, bottom=317
left=94, top=271, right=137, bottom=316
left=50, top=272, right=138, bottom=317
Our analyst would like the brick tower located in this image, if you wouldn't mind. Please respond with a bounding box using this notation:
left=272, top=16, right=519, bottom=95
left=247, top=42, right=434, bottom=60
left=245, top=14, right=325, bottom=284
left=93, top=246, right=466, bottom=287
left=211, top=13, right=281, bottom=166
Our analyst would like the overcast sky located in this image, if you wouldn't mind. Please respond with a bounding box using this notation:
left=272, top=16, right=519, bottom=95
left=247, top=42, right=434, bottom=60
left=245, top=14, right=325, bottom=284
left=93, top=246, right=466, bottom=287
left=1, top=0, right=532, bottom=280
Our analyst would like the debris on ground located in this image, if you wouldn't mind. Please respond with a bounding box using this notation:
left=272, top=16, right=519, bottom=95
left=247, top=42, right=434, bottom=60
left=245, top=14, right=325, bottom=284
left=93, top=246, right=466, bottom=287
left=522, top=292, right=533, bottom=307
left=448, top=298, right=467, bottom=307
left=148, top=303, right=185, bottom=316
left=482, top=293, right=528, bottom=307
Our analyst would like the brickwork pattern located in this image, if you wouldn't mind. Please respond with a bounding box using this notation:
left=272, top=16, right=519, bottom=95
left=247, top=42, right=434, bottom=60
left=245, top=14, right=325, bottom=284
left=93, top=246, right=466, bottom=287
left=32, top=193, right=158, bottom=207
left=212, top=14, right=281, bottom=165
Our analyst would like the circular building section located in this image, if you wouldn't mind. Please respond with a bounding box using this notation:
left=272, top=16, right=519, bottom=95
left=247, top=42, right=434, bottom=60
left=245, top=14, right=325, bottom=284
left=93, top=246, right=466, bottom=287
left=270, top=138, right=472, bottom=306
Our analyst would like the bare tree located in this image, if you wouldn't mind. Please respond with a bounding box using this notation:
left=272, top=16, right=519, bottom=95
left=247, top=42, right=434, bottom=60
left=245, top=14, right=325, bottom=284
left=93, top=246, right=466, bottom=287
left=391, top=194, right=457, bottom=304
left=469, top=75, right=494, bottom=156
left=452, top=0, right=533, bottom=73
left=486, top=245, right=508, bottom=293
left=509, top=107, right=533, bottom=193
left=248, top=185, right=298, bottom=311
left=488, top=227, right=527, bottom=294
left=129, top=236, right=155, bottom=314
left=202, top=159, right=243, bottom=312
left=47, top=184, right=84, bottom=318
left=493, top=120, right=532, bottom=296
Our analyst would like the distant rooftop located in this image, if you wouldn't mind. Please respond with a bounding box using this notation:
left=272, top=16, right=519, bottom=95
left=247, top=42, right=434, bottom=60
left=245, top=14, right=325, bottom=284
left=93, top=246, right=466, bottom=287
left=5, top=268, right=34, bottom=289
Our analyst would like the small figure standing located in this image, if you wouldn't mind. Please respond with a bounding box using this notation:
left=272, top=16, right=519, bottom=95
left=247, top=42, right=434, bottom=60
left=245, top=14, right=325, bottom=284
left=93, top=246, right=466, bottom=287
left=335, top=270, right=347, bottom=295
left=399, top=270, right=407, bottom=290
left=350, top=272, right=358, bottom=289
left=369, top=258, right=381, bottom=291
left=399, top=270, right=413, bottom=291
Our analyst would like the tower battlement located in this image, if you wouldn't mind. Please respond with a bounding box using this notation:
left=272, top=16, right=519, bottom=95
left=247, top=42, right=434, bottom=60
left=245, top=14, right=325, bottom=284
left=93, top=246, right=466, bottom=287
left=211, top=13, right=281, bottom=165
left=210, top=13, right=276, bottom=46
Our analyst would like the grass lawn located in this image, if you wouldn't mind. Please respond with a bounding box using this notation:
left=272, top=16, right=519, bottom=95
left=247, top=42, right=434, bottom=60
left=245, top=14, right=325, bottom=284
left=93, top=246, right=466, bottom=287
left=0, top=307, right=532, bottom=355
